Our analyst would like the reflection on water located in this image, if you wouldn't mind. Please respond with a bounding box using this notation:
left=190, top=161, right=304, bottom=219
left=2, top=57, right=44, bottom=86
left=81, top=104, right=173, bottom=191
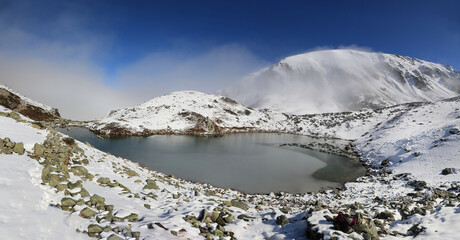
left=58, top=127, right=365, bottom=194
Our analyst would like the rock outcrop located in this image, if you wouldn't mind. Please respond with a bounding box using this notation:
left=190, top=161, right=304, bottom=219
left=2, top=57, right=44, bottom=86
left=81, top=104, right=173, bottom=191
left=0, top=87, right=60, bottom=121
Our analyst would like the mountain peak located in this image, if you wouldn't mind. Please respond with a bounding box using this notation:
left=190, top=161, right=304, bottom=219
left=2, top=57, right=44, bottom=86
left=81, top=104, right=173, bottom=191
left=224, top=50, right=460, bottom=114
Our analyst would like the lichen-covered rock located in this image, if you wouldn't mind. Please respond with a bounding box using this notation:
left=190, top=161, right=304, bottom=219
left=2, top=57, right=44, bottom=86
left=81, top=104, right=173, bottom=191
left=124, top=213, right=139, bottom=222
left=90, top=194, right=105, bottom=206
left=143, top=179, right=159, bottom=190
left=97, top=177, right=111, bottom=184
left=13, top=142, right=24, bottom=155
left=79, top=207, right=97, bottom=218
left=231, top=199, right=249, bottom=210
left=71, top=166, right=89, bottom=176
left=375, top=211, right=395, bottom=221
left=125, top=169, right=139, bottom=177
left=88, top=224, right=103, bottom=233
left=67, top=180, right=83, bottom=189
left=33, top=143, right=45, bottom=156
left=61, top=197, right=76, bottom=207
left=107, top=234, right=124, bottom=240
left=79, top=188, right=90, bottom=198
left=224, top=215, right=234, bottom=224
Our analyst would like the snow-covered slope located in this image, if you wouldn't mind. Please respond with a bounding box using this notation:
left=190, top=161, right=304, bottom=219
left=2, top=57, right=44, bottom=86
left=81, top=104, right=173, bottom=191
left=0, top=84, right=60, bottom=120
left=224, top=49, right=460, bottom=114
left=1, top=89, right=459, bottom=239
left=91, top=91, right=287, bottom=136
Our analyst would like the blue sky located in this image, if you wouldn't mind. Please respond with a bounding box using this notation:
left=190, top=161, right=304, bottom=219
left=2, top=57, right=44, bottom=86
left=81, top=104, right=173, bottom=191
left=0, top=0, right=459, bottom=119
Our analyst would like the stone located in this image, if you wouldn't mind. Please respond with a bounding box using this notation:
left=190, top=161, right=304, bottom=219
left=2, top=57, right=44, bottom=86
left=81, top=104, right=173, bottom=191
left=407, top=223, right=426, bottom=237
left=107, top=234, right=124, bottom=240
left=79, top=207, right=97, bottom=218
left=87, top=224, right=103, bottom=233
left=71, top=166, right=89, bottom=176
left=67, top=180, right=83, bottom=189
left=13, top=142, right=24, bottom=155
left=4, top=138, right=14, bottom=148
left=79, top=188, right=90, bottom=198
left=231, top=199, right=249, bottom=210
left=448, top=127, right=460, bottom=134
left=280, top=206, right=291, bottom=214
left=144, top=204, right=151, bottom=209
left=276, top=215, right=289, bottom=226
left=352, top=213, right=380, bottom=240
left=97, top=177, right=111, bottom=184
left=124, top=213, right=139, bottom=222
left=224, top=215, right=234, bottom=224
left=408, top=180, right=427, bottom=191
left=237, top=214, right=255, bottom=221
left=380, top=159, right=390, bottom=166
left=33, top=143, right=45, bottom=156
left=90, top=194, right=105, bottom=206
left=41, top=167, right=51, bottom=181
left=125, top=169, right=139, bottom=177
left=411, top=207, right=425, bottom=215
left=102, top=226, right=112, bottom=232
left=215, top=229, right=224, bottom=237
left=61, top=197, right=76, bottom=207
left=105, top=205, right=114, bottom=211
left=131, top=232, right=140, bottom=238
left=210, top=212, right=220, bottom=222
left=375, top=211, right=395, bottom=221
left=56, top=183, right=68, bottom=191
left=442, top=168, right=453, bottom=175
left=143, top=179, right=159, bottom=190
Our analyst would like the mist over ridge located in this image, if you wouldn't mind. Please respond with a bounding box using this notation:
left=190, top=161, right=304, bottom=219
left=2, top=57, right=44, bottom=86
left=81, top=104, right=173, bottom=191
left=223, top=49, right=460, bottom=114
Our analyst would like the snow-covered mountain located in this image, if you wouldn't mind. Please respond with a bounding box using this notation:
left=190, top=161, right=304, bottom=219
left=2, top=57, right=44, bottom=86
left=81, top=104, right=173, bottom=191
left=224, top=49, right=460, bottom=114
left=90, top=91, right=287, bottom=136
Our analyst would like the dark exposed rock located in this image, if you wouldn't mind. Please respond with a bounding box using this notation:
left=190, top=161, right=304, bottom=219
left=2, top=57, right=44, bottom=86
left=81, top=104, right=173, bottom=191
left=375, top=211, right=395, bottom=221
left=276, top=215, right=289, bottom=226
left=0, top=88, right=60, bottom=121
left=380, top=159, right=390, bottom=166
left=441, top=168, right=453, bottom=175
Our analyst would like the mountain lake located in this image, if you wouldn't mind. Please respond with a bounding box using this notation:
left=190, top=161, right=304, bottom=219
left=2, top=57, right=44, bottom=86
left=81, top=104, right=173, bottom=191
left=58, top=127, right=365, bottom=194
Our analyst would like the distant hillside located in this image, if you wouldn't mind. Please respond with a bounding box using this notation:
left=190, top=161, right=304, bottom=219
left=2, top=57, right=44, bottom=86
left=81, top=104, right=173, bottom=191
left=0, top=84, right=60, bottom=121
left=224, top=49, right=460, bottom=114
left=90, top=91, right=286, bottom=136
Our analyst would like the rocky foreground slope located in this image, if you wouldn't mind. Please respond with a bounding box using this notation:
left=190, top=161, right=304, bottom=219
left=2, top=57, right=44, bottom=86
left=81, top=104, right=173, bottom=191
left=224, top=49, right=460, bottom=114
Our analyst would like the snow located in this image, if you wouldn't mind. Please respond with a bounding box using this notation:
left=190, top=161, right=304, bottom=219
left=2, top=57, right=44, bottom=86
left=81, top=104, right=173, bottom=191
left=91, top=91, right=287, bottom=135
left=355, top=98, right=460, bottom=184
left=1, top=73, right=460, bottom=239
left=0, top=107, right=47, bottom=151
left=0, top=133, right=86, bottom=240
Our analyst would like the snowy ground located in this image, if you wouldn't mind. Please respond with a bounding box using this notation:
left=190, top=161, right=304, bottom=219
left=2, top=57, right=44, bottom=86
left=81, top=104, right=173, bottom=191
left=0, top=95, right=459, bottom=240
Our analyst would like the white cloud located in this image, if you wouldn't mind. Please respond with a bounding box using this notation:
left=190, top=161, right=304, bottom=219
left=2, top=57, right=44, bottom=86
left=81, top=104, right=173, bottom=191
left=114, top=44, right=268, bottom=97
left=0, top=54, right=138, bottom=120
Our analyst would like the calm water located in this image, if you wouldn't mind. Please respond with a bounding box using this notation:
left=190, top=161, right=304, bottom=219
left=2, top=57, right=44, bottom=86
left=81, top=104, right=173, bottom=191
left=58, top=127, right=365, bottom=194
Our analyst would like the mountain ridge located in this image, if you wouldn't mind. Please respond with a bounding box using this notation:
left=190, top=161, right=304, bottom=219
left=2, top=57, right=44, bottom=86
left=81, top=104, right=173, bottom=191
left=223, top=49, right=460, bottom=114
